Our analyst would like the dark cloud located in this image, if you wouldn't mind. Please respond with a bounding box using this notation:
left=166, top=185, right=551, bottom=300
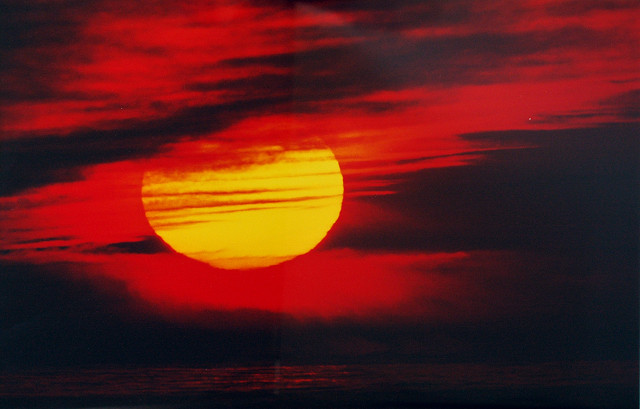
left=0, top=0, right=98, bottom=104
left=600, top=88, right=640, bottom=119
left=533, top=89, right=640, bottom=124
left=0, top=262, right=283, bottom=370
left=328, top=123, right=639, bottom=257
left=0, top=4, right=86, bottom=82
left=1, top=252, right=635, bottom=372
left=219, top=52, right=296, bottom=69
left=297, top=0, right=434, bottom=11
left=0, top=0, right=93, bottom=51
left=546, top=0, right=639, bottom=16
left=0, top=247, right=72, bottom=256
left=0, top=96, right=291, bottom=196
left=296, top=0, right=472, bottom=31
left=187, top=73, right=293, bottom=99
left=338, top=99, right=418, bottom=113
left=89, top=236, right=171, bottom=255
left=14, top=236, right=75, bottom=245
left=213, top=26, right=632, bottom=114
left=300, top=0, right=639, bottom=36
left=533, top=111, right=609, bottom=125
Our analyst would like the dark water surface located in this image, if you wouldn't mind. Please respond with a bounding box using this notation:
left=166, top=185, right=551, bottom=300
left=0, top=361, right=636, bottom=408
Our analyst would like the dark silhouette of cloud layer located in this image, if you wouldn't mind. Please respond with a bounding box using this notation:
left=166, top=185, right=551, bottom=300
left=0, top=96, right=290, bottom=196
left=328, top=123, right=638, bottom=255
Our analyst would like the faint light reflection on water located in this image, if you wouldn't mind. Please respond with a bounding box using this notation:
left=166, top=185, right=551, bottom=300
left=0, top=361, right=635, bottom=399
left=0, top=365, right=359, bottom=397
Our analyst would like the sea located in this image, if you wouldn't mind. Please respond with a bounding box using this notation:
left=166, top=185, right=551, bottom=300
left=0, top=361, right=636, bottom=409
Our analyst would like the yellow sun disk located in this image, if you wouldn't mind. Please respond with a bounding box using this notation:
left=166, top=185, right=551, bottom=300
left=142, top=148, right=343, bottom=270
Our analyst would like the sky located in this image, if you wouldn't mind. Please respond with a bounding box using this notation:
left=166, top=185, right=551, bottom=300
left=0, top=0, right=638, bottom=406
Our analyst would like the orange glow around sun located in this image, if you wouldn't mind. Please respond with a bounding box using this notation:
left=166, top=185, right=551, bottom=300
left=142, top=142, right=344, bottom=270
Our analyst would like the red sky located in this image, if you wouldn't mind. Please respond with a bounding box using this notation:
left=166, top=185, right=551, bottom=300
left=1, top=0, right=637, bottom=326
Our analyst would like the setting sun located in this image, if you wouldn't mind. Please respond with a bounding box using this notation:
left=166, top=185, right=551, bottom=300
left=142, top=144, right=343, bottom=269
